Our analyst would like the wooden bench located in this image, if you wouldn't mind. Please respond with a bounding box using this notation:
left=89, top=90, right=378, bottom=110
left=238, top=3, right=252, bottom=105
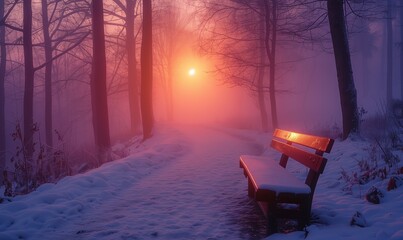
left=240, top=129, right=334, bottom=231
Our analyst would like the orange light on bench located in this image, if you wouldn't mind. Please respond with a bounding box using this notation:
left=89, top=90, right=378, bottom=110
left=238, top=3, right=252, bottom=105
left=289, top=132, right=299, bottom=140
left=281, top=130, right=300, bottom=141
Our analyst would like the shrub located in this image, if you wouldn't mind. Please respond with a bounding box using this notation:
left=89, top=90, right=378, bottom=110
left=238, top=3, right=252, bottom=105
left=340, top=139, right=400, bottom=195
left=3, top=123, right=71, bottom=197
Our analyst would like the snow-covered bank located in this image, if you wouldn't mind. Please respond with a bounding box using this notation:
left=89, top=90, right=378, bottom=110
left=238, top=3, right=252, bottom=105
left=0, top=126, right=190, bottom=239
left=267, top=136, right=403, bottom=240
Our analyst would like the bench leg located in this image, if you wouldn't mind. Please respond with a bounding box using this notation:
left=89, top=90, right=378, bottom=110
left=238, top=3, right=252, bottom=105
left=267, top=201, right=278, bottom=233
left=298, top=201, right=311, bottom=230
left=247, top=178, right=254, bottom=198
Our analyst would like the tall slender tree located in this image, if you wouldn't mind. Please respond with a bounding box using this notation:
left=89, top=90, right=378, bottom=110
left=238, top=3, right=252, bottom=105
left=108, top=0, right=142, bottom=134
left=140, top=0, right=154, bottom=140
left=258, top=9, right=269, bottom=132
left=401, top=0, right=403, bottom=99
left=23, top=0, right=35, bottom=160
left=39, top=0, right=91, bottom=152
left=327, top=0, right=359, bottom=139
left=0, top=0, right=6, bottom=182
left=263, top=0, right=279, bottom=130
left=125, top=0, right=142, bottom=134
left=41, top=0, right=53, bottom=152
left=386, top=0, right=393, bottom=109
left=91, top=0, right=111, bottom=163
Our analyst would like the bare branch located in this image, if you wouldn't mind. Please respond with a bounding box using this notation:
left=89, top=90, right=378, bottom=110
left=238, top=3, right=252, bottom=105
left=33, top=31, right=90, bottom=72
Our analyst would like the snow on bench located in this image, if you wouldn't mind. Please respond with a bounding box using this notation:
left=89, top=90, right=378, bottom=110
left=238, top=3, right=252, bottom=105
left=240, top=155, right=311, bottom=195
left=240, top=129, right=334, bottom=232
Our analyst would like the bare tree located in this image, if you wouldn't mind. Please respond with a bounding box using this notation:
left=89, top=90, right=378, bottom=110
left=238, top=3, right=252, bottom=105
left=0, top=0, right=6, bottom=183
left=263, top=0, right=278, bottom=129
left=40, top=1, right=90, bottom=144
left=386, top=0, right=393, bottom=109
left=125, top=0, right=142, bottom=134
left=257, top=6, right=269, bottom=132
left=154, top=1, right=190, bottom=122
left=91, top=0, right=111, bottom=162
left=197, top=1, right=273, bottom=130
left=401, top=0, right=403, bottom=100
left=327, top=0, right=359, bottom=139
left=23, top=0, right=35, bottom=160
left=41, top=0, right=53, bottom=152
left=0, top=0, right=24, bottom=182
left=197, top=0, right=320, bottom=130
left=140, top=0, right=154, bottom=140
left=106, top=0, right=142, bottom=135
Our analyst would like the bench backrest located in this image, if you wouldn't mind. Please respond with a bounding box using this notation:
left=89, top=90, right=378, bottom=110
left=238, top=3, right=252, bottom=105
left=270, top=129, right=334, bottom=193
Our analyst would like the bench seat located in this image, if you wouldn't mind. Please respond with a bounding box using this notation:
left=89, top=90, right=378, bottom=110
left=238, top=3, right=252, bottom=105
left=240, top=155, right=311, bottom=197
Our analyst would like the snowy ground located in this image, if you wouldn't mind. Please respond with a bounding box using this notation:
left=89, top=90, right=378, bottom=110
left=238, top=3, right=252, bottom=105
left=268, top=136, right=403, bottom=240
left=0, top=124, right=402, bottom=240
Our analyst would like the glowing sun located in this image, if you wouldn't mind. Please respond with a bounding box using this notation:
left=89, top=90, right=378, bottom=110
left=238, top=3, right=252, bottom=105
left=188, top=68, right=196, bottom=76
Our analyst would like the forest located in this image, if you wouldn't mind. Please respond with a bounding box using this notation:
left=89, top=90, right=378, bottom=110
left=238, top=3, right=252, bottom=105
left=0, top=0, right=402, bottom=198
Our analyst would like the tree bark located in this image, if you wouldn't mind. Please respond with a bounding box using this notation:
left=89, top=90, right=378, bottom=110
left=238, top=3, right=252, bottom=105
left=0, top=1, right=6, bottom=182
left=126, top=0, right=141, bottom=134
left=327, top=0, right=359, bottom=139
left=154, top=3, right=181, bottom=122
left=23, top=0, right=35, bottom=160
left=41, top=0, right=54, bottom=151
left=167, top=46, right=173, bottom=122
left=386, top=0, right=393, bottom=109
left=91, top=0, right=111, bottom=163
left=264, top=0, right=278, bottom=129
left=399, top=1, right=403, bottom=100
left=140, top=0, right=154, bottom=140
left=401, top=0, right=403, bottom=99
left=258, top=11, right=268, bottom=132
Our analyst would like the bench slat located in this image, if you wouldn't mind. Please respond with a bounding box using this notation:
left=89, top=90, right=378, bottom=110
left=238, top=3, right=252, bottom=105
left=273, top=129, right=334, bottom=153
left=270, top=139, right=327, bottom=173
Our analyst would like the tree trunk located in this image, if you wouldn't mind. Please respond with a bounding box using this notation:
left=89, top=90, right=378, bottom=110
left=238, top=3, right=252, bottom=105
left=401, top=0, right=403, bottom=99
left=23, top=0, right=35, bottom=160
left=327, top=0, right=359, bottom=139
left=258, top=12, right=268, bottom=132
left=399, top=1, right=403, bottom=100
left=0, top=1, right=6, bottom=182
left=361, top=48, right=369, bottom=97
left=167, top=49, right=173, bottom=122
left=91, top=0, right=111, bottom=163
left=264, top=0, right=278, bottom=129
left=126, top=0, right=141, bottom=135
left=41, top=0, right=54, bottom=152
left=386, top=0, right=393, bottom=109
left=140, top=0, right=154, bottom=140
left=358, top=20, right=371, bottom=97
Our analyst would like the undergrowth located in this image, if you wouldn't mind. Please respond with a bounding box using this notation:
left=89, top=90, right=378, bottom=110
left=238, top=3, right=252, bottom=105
left=2, top=123, right=71, bottom=197
left=340, top=111, right=402, bottom=194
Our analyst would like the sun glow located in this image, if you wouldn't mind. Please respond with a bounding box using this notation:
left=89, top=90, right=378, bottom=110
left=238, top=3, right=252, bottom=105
left=188, top=68, right=196, bottom=76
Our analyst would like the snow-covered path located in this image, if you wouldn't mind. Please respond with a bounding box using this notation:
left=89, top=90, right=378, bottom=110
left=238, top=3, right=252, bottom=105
left=34, top=126, right=269, bottom=240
